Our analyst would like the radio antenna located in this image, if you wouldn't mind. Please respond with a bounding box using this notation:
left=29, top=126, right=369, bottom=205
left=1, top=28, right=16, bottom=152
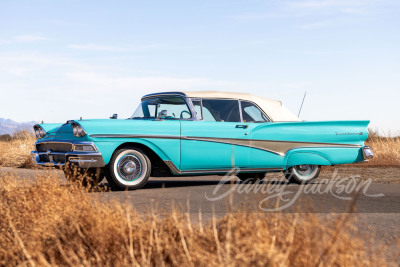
left=298, top=91, right=307, bottom=117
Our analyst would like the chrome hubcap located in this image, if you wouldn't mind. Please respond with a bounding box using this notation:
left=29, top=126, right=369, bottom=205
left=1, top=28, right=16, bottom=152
left=117, top=155, right=141, bottom=181
left=123, top=161, right=136, bottom=175
left=294, top=165, right=314, bottom=176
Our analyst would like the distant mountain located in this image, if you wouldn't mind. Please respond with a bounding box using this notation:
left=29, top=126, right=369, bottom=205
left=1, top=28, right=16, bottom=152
left=0, top=118, right=36, bottom=135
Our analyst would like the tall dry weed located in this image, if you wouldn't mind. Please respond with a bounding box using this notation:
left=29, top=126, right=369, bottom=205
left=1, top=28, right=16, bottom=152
left=0, top=131, right=35, bottom=168
left=365, top=137, right=400, bottom=165
left=0, top=173, right=397, bottom=266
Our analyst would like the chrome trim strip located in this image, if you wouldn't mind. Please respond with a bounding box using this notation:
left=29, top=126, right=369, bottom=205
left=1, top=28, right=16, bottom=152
left=90, top=134, right=179, bottom=139
left=69, top=159, right=98, bottom=163
left=89, top=134, right=362, bottom=156
left=181, top=136, right=361, bottom=155
left=181, top=136, right=283, bottom=155
left=164, top=160, right=282, bottom=175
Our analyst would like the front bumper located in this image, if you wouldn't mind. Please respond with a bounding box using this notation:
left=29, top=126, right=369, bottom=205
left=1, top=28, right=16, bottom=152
left=362, top=146, right=374, bottom=160
left=31, top=141, right=105, bottom=168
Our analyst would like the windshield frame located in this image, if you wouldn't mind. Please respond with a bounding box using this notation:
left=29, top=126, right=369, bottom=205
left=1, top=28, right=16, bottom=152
left=131, top=96, right=196, bottom=120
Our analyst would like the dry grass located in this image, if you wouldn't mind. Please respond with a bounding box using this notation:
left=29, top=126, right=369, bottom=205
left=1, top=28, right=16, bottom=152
left=0, top=173, right=398, bottom=266
left=0, top=131, right=35, bottom=168
left=365, top=136, right=400, bottom=166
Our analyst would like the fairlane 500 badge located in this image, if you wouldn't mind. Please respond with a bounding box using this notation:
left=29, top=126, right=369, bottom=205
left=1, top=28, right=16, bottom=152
left=336, top=132, right=363, bottom=135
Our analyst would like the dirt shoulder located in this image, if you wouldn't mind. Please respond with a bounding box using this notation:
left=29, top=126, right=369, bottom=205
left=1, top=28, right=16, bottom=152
left=1, top=165, right=400, bottom=184
left=267, top=165, right=400, bottom=183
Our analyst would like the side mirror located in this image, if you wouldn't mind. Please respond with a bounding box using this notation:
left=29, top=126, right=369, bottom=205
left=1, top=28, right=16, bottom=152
left=110, top=114, right=118, bottom=119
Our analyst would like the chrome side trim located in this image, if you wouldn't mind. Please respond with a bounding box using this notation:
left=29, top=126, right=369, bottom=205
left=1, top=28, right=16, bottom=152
left=182, top=136, right=361, bottom=155
left=181, top=136, right=282, bottom=155
left=90, top=134, right=180, bottom=139
left=89, top=134, right=362, bottom=156
left=164, top=160, right=282, bottom=175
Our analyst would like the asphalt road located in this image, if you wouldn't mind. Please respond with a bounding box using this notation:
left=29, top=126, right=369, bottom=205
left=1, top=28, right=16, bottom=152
left=1, top=167, right=400, bottom=248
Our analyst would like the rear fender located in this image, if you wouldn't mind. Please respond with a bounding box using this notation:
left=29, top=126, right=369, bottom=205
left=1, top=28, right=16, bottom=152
left=286, top=152, right=332, bottom=168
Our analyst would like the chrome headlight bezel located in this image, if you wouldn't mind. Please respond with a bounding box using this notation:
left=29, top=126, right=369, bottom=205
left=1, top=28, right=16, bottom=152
left=71, top=123, right=87, bottom=137
left=33, top=125, right=46, bottom=139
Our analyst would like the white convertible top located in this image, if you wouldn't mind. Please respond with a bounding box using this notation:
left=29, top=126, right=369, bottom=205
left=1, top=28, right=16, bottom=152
left=182, top=91, right=301, bottom=122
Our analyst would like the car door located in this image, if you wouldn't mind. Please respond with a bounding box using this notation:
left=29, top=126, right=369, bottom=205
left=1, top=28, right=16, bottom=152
left=239, top=100, right=285, bottom=169
left=180, top=99, right=256, bottom=170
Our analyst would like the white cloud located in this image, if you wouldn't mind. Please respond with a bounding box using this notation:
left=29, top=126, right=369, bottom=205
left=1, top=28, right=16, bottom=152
left=0, top=34, right=48, bottom=44
left=288, top=0, right=365, bottom=8
left=13, top=34, right=48, bottom=42
left=67, top=43, right=162, bottom=52
left=228, top=0, right=382, bottom=23
left=286, top=0, right=379, bottom=15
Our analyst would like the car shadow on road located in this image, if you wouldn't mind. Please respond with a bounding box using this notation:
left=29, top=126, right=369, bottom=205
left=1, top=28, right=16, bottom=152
left=99, top=179, right=291, bottom=192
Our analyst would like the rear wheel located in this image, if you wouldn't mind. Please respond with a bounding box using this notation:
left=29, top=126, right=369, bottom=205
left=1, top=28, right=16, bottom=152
left=105, top=147, right=151, bottom=190
left=284, top=165, right=321, bottom=184
left=63, top=165, right=104, bottom=188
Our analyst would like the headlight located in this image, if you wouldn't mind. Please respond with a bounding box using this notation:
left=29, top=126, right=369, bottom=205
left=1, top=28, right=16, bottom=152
left=34, top=125, right=46, bottom=139
left=72, top=123, right=86, bottom=137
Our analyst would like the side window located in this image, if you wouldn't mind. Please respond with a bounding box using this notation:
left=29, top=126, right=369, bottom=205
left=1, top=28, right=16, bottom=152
left=240, top=101, right=269, bottom=123
left=201, top=99, right=241, bottom=122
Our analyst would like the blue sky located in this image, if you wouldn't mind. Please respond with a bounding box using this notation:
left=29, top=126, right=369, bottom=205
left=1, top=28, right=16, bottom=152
left=0, top=0, right=399, bottom=134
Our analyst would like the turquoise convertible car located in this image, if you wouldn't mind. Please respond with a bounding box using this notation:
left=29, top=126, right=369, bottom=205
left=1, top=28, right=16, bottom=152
left=31, top=91, right=374, bottom=189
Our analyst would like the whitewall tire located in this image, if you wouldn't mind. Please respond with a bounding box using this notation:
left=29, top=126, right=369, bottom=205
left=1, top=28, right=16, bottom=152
left=106, top=147, right=151, bottom=190
left=284, top=165, right=321, bottom=184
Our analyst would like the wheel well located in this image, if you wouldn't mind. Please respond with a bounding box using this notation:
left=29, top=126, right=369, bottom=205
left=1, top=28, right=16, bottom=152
left=114, top=142, right=172, bottom=177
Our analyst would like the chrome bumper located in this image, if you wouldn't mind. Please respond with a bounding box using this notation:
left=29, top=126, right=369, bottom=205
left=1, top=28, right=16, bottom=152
left=362, top=146, right=374, bottom=160
left=31, top=141, right=105, bottom=168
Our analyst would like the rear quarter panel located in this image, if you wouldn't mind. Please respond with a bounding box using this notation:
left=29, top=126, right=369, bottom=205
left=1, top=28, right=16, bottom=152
left=250, top=121, right=369, bottom=169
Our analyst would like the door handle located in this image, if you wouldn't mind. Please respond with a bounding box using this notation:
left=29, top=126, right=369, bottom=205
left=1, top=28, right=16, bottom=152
left=235, top=125, right=248, bottom=129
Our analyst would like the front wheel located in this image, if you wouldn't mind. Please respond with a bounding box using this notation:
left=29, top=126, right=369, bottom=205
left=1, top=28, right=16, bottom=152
left=105, top=147, right=151, bottom=190
left=284, top=165, right=321, bottom=184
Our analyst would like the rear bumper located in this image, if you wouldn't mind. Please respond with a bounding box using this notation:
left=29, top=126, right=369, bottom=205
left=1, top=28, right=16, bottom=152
left=362, top=146, right=374, bottom=160
left=31, top=140, right=106, bottom=168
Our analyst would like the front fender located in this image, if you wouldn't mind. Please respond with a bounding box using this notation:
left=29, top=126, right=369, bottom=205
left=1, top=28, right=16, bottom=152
left=92, top=138, right=176, bottom=166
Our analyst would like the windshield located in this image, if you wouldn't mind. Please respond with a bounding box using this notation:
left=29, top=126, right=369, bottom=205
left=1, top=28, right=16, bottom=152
left=131, top=97, right=192, bottom=119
